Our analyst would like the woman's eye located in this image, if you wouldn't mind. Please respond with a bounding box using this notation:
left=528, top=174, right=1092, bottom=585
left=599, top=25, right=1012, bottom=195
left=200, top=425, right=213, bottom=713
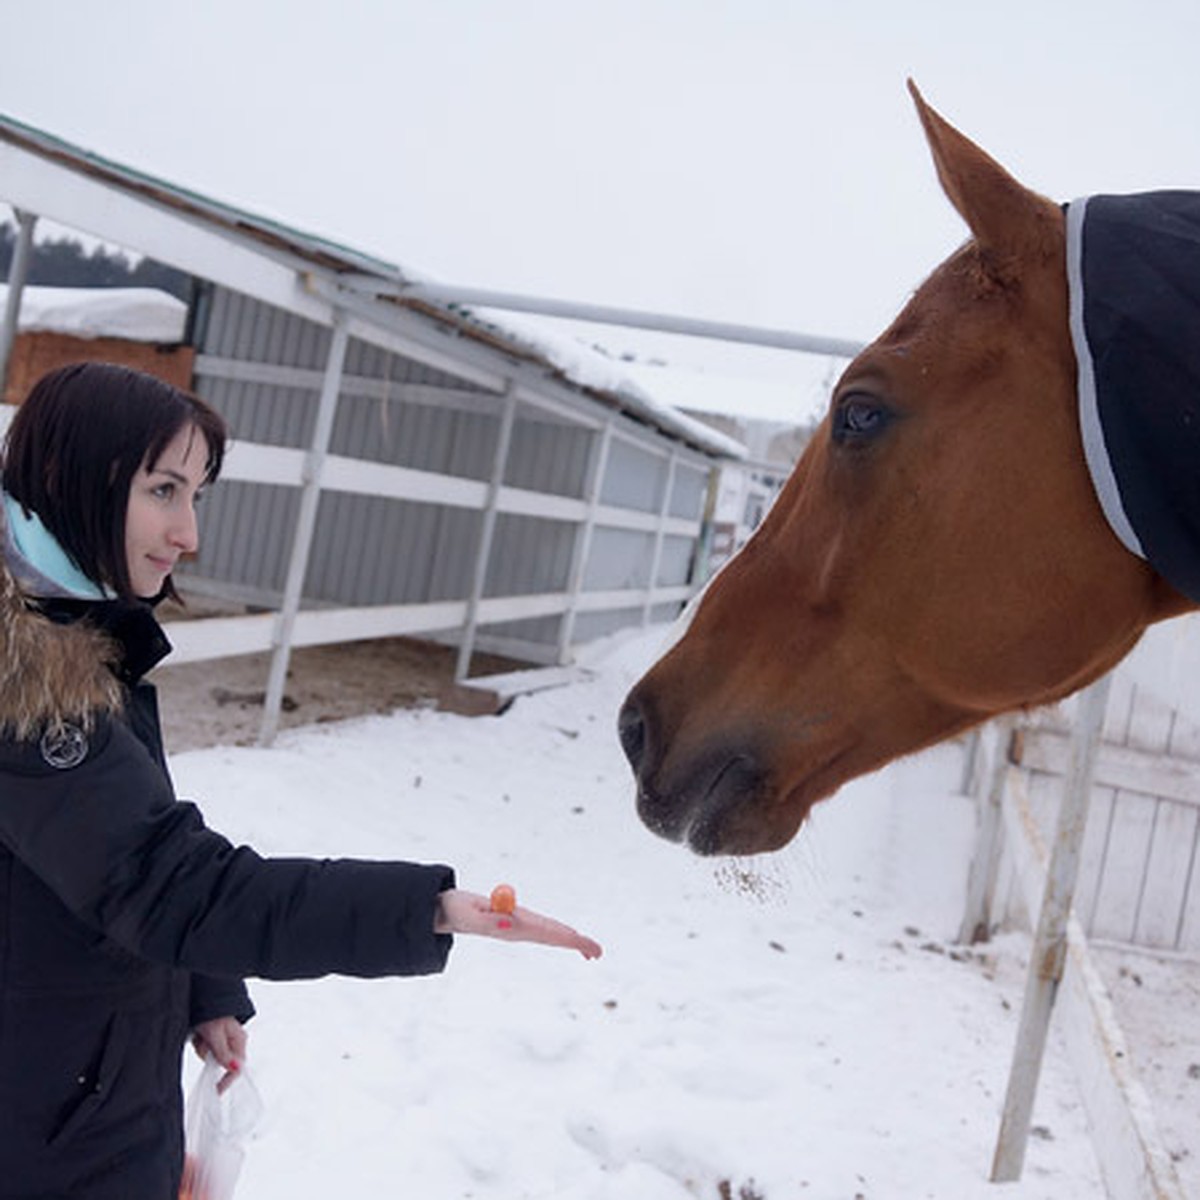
left=832, top=394, right=891, bottom=445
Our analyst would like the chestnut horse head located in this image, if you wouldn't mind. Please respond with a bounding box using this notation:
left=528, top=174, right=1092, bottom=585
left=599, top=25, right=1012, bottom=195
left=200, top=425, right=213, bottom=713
left=619, top=81, right=1197, bottom=857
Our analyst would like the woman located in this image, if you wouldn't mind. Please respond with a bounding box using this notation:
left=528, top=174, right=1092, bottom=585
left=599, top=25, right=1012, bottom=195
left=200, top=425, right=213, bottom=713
left=0, top=362, right=601, bottom=1198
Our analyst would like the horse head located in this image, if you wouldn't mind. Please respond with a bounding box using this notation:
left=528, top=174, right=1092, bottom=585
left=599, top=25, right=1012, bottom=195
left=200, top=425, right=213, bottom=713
left=618, top=81, right=1194, bottom=857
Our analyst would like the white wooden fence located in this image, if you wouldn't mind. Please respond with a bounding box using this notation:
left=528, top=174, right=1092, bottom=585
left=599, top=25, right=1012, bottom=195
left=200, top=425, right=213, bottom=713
left=983, top=625, right=1200, bottom=958
left=960, top=614, right=1200, bottom=1198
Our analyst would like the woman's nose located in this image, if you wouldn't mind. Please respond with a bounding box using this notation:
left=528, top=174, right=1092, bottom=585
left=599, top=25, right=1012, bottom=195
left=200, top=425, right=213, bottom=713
left=171, top=504, right=200, bottom=553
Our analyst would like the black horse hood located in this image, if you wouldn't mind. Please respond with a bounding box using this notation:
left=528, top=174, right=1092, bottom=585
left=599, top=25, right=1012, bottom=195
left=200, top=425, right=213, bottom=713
left=1066, top=190, right=1200, bottom=602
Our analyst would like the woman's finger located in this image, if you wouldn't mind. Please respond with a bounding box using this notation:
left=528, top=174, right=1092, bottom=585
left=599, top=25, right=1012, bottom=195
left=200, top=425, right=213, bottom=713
left=502, top=906, right=603, bottom=959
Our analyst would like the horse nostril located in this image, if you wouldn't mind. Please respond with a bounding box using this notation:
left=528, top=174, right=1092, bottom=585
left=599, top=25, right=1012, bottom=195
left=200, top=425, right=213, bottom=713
left=617, top=696, right=646, bottom=772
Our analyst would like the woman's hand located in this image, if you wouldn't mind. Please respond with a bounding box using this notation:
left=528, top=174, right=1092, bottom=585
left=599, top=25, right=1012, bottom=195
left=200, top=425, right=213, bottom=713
left=434, top=889, right=602, bottom=959
left=191, top=1016, right=248, bottom=1094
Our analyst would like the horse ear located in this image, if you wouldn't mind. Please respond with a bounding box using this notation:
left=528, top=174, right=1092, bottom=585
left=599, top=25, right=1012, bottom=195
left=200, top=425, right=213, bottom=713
left=907, top=79, right=1056, bottom=265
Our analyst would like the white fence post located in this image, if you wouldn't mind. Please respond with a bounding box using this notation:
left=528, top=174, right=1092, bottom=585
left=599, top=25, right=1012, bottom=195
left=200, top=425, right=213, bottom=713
left=643, top=451, right=678, bottom=627
left=455, top=381, right=518, bottom=682
left=957, top=716, right=1015, bottom=945
left=991, top=674, right=1112, bottom=1181
left=556, top=418, right=614, bottom=663
left=258, top=313, right=349, bottom=745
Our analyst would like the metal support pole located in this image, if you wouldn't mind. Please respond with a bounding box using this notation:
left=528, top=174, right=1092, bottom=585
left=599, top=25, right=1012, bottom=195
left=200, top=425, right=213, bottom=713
left=455, top=381, right=517, bottom=683
left=557, top=419, right=614, bottom=663
left=0, top=209, right=38, bottom=400
left=990, top=674, right=1113, bottom=1182
left=259, top=314, right=349, bottom=745
left=643, top=452, right=678, bottom=626
left=354, top=277, right=866, bottom=359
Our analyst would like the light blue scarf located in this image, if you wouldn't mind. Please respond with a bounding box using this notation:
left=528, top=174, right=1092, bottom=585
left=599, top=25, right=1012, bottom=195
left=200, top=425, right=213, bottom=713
left=1, top=488, right=111, bottom=600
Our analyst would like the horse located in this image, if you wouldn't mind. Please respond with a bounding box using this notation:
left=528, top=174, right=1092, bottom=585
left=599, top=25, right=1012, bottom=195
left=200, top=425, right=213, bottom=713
left=618, top=81, right=1200, bottom=858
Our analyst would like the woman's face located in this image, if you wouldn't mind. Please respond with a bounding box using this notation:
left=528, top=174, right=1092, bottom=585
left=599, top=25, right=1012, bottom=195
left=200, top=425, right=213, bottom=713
left=124, top=422, right=208, bottom=598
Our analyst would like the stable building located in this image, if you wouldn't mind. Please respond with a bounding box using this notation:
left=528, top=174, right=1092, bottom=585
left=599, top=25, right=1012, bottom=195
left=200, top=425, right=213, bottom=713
left=0, top=113, right=743, bottom=738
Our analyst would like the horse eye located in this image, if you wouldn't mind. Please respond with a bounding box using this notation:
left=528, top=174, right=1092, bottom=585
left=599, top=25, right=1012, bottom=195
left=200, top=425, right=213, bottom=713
left=832, top=394, right=891, bottom=445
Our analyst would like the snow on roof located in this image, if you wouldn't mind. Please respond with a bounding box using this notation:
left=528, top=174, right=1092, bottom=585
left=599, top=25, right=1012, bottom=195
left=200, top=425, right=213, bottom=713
left=442, top=305, right=748, bottom=459
left=620, top=357, right=835, bottom=426
left=0, top=283, right=186, bottom=342
left=1, top=277, right=745, bottom=458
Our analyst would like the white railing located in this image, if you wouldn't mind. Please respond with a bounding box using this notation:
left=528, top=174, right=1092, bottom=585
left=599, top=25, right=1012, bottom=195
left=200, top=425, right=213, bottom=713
left=960, top=622, right=1200, bottom=1198
left=995, top=760, right=1185, bottom=1198
left=2, top=402, right=700, bottom=737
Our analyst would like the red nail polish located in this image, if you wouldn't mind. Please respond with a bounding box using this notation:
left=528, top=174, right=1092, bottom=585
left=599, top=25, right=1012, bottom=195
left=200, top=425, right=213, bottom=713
left=228, top=1059, right=240, bottom=1072
left=497, top=918, right=513, bottom=930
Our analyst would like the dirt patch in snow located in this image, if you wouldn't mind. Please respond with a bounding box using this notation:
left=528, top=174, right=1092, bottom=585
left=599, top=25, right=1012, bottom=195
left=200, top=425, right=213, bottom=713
left=151, top=595, right=532, bottom=755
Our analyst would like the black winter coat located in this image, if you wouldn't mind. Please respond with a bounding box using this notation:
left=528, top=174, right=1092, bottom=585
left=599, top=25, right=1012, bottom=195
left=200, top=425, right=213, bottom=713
left=0, top=555, right=455, bottom=1198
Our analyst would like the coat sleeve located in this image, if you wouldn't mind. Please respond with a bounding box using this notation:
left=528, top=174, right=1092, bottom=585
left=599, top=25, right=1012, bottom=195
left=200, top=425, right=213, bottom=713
left=189, top=973, right=257, bottom=1027
left=0, top=715, right=455, bottom=981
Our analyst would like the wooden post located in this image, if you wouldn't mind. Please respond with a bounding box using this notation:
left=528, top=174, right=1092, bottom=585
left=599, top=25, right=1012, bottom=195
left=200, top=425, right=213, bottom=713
left=991, top=674, right=1112, bottom=1181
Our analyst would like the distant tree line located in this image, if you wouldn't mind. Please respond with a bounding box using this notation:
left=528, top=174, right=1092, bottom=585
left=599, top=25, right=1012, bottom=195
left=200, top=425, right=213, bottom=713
left=0, top=220, right=191, bottom=301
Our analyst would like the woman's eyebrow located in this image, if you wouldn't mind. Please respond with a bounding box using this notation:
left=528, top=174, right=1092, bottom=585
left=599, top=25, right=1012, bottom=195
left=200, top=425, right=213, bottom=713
left=149, top=467, right=190, bottom=483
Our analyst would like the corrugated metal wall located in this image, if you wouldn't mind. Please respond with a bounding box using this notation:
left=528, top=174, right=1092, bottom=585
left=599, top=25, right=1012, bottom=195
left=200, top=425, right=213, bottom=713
left=181, top=285, right=714, bottom=664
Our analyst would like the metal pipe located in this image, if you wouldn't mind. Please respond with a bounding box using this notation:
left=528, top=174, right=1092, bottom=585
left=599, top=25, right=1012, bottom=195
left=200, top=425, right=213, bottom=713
left=384, top=280, right=865, bottom=359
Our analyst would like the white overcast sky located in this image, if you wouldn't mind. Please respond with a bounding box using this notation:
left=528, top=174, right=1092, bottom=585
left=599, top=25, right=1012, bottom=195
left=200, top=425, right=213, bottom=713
left=2, top=0, right=1198, bottom=420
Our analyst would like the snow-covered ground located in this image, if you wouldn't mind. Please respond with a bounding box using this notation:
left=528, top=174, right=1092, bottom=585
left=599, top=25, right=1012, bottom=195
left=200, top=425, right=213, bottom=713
left=172, top=626, right=1110, bottom=1199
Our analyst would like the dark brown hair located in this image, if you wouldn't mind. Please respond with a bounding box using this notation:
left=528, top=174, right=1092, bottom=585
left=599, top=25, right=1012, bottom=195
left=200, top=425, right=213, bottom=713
left=2, top=362, right=228, bottom=601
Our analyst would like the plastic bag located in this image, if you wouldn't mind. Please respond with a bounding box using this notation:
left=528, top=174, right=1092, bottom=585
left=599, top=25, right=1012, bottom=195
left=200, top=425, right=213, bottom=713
left=179, top=1054, right=264, bottom=1200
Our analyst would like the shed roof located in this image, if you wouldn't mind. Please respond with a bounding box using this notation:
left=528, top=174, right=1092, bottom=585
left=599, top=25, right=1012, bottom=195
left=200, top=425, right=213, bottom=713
left=0, top=113, right=744, bottom=460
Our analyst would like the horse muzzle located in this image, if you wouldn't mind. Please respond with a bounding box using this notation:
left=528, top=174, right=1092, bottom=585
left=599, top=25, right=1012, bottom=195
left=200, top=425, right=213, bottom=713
left=618, top=689, right=778, bottom=856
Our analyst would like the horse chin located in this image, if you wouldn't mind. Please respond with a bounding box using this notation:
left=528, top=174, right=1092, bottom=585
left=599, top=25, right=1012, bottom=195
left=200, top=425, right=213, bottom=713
left=665, top=732, right=924, bottom=858
left=636, top=752, right=827, bottom=858
left=696, top=803, right=809, bottom=858
left=636, top=752, right=781, bottom=856
left=711, top=757, right=854, bottom=857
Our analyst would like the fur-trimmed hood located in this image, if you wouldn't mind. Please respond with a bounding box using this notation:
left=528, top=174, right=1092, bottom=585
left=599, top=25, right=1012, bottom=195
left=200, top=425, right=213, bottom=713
left=0, top=502, right=123, bottom=739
